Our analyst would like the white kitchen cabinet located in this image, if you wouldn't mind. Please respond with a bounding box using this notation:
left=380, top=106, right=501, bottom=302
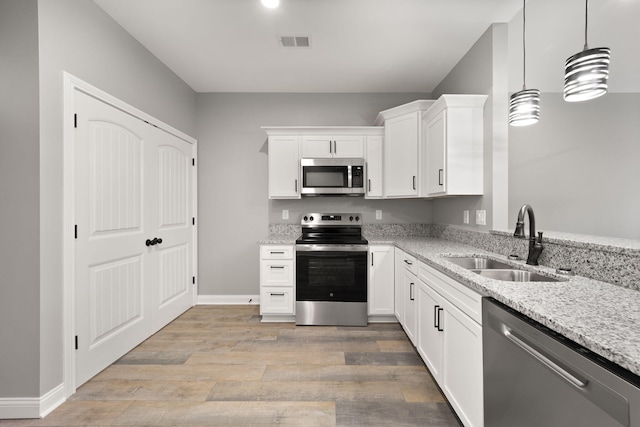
left=301, top=135, right=364, bottom=158
left=376, top=100, right=434, bottom=198
left=417, top=280, right=444, bottom=383
left=260, top=245, right=295, bottom=320
left=422, top=94, right=487, bottom=197
left=365, top=135, right=383, bottom=199
left=368, top=245, right=395, bottom=318
left=394, top=249, right=418, bottom=345
left=417, top=261, right=483, bottom=427
left=267, top=136, right=300, bottom=199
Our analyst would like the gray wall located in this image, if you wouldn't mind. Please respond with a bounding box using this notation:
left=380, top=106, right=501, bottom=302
left=509, top=93, right=640, bottom=239
left=0, top=0, right=41, bottom=398
left=0, top=0, right=198, bottom=400
left=195, top=93, right=432, bottom=296
left=431, top=24, right=510, bottom=231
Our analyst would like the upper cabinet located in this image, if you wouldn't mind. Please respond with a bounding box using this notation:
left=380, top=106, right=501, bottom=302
left=301, top=135, right=364, bottom=158
left=422, top=95, right=487, bottom=198
left=263, top=127, right=383, bottom=200
left=267, top=135, right=300, bottom=199
left=375, top=100, right=434, bottom=198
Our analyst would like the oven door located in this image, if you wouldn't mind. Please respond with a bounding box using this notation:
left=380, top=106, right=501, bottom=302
left=295, top=245, right=368, bottom=302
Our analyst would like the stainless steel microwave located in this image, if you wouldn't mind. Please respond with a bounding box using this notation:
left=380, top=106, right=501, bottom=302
left=300, top=158, right=365, bottom=196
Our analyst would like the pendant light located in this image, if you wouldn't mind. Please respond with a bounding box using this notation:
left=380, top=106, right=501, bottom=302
left=563, top=0, right=610, bottom=102
left=509, top=0, right=540, bottom=127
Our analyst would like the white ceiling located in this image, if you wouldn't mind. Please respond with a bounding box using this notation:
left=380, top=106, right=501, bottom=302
left=93, top=0, right=640, bottom=94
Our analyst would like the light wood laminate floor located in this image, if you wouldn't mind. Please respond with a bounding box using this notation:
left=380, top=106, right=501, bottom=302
left=1, top=305, right=462, bottom=426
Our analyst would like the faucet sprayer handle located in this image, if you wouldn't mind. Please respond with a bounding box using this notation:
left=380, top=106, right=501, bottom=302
left=537, top=231, right=543, bottom=243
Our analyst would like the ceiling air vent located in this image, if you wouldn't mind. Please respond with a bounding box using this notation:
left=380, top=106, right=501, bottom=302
left=279, top=35, right=311, bottom=48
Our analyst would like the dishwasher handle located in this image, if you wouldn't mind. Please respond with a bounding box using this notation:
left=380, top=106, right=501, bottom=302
left=503, top=326, right=588, bottom=389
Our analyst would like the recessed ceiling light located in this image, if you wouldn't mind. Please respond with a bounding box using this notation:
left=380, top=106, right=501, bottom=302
left=261, top=0, right=279, bottom=9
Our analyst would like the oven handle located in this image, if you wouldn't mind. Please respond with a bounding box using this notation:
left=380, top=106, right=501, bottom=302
left=296, top=244, right=368, bottom=252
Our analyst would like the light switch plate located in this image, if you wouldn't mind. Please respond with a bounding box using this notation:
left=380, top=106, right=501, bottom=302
left=375, top=210, right=382, bottom=220
left=475, top=210, right=486, bottom=226
left=463, top=210, right=469, bottom=224
left=282, top=209, right=289, bottom=220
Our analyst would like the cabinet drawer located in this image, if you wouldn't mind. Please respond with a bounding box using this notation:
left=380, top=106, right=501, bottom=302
left=260, top=287, right=294, bottom=315
left=400, top=252, right=418, bottom=275
left=261, top=245, right=294, bottom=260
left=261, top=260, right=294, bottom=287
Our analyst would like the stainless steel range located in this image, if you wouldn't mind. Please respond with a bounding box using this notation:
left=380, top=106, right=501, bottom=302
left=295, top=213, right=368, bottom=326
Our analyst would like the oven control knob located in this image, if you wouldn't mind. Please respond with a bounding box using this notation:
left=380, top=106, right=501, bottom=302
left=355, top=216, right=360, bottom=221
left=303, top=216, right=308, bottom=221
left=350, top=216, right=354, bottom=221
left=309, top=216, right=314, bottom=221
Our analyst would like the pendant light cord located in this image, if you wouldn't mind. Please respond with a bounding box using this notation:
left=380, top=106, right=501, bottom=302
left=522, top=0, right=527, bottom=90
left=584, top=0, right=589, bottom=50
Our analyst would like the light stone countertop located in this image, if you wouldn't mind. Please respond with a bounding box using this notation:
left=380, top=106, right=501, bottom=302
left=369, top=236, right=640, bottom=378
left=258, top=234, right=640, bottom=377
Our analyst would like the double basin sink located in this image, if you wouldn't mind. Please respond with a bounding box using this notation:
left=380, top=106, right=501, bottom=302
left=444, top=257, right=562, bottom=282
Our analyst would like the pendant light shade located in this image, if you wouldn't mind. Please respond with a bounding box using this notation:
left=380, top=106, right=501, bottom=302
left=563, top=0, right=610, bottom=102
left=509, top=0, right=540, bottom=127
left=509, top=89, right=540, bottom=126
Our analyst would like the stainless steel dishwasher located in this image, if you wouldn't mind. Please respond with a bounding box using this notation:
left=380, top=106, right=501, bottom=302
left=483, top=298, right=640, bottom=427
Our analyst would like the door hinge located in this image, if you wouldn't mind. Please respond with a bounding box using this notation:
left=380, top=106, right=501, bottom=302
left=74, top=113, right=77, bottom=128
left=74, top=224, right=78, bottom=239
left=192, top=217, right=195, bottom=225
left=192, top=276, right=195, bottom=285
left=75, top=335, right=78, bottom=350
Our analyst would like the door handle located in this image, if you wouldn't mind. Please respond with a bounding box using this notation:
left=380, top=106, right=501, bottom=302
left=434, top=305, right=440, bottom=329
left=437, top=307, right=444, bottom=331
left=409, top=283, right=415, bottom=301
left=269, top=265, right=285, bottom=269
left=270, top=292, right=285, bottom=296
left=334, top=140, right=337, bottom=154
left=368, top=179, right=371, bottom=192
left=404, top=259, right=413, bottom=266
left=329, top=140, right=332, bottom=154
left=438, top=169, right=443, bottom=186
left=412, top=175, right=416, bottom=190
left=294, top=179, right=298, bottom=192
left=146, top=238, right=163, bottom=246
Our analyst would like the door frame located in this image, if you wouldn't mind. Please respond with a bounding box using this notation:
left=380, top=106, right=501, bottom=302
left=62, top=72, right=198, bottom=398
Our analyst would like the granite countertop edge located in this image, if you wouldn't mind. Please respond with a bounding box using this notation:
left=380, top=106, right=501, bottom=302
left=258, top=234, right=640, bottom=377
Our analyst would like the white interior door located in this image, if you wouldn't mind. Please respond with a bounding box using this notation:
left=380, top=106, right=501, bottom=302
left=150, top=125, right=194, bottom=328
left=73, top=90, right=194, bottom=387
left=74, top=92, right=151, bottom=386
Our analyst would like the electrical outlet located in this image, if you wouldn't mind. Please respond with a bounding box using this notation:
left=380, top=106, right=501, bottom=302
left=463, top=210, right=469, bottom=224
left=475, top=210, right=486, bottom=226
left=282, top=209, right=289, bottom=220
left=375, top=210, right=382, bottom=220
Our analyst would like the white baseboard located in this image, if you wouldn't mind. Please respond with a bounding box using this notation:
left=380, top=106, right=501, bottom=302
left=197, top=294, right=260, bottom=305
left=0, top=383, right=65, bottom=420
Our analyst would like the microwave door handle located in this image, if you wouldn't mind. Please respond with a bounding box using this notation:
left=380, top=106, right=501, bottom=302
left=347, top=165, right=352, bottom=188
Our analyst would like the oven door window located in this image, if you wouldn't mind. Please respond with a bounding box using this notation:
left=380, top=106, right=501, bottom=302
left=296, top=251, right=367, bottom=302
left=303, top=166, right=348, bottom=188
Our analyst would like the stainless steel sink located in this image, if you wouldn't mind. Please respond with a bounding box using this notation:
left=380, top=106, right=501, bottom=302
left=444, top=257, right=514, bottom=270
left=470, top=269, right=562, bottom=282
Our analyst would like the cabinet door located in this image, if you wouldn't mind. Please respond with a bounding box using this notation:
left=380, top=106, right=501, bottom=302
left=301, top=135, right=332, bottom=158
left=394, top=250, right=405, bottom=323
left=442, top=298, right=483, bottom=427
left=365, top=135, right=383, bottom=198
left=268, top=136, right=300, bottom=199
left=425, top=110, right=446, bottom=195
left=417, top=280, right=444, bottom=384
left=368, top=246, right=395, bottom=316
left=384, top=112, right=419, bottom=197
left=333, top=136, right=364, bottom=158
left=403, top=270, right=418, bottom=345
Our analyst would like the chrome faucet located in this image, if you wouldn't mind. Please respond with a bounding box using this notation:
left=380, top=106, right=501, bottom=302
left=514, top=204, right=544, bottom=266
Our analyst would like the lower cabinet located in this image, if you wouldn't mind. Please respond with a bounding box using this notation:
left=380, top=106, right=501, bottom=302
left=368, top=245, right=395, bottom=318
left=417, top=262, right=484, bottom=427
left=395, top=249, right=418, bottom=344
left=259, top=245, right=295, bottom=321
